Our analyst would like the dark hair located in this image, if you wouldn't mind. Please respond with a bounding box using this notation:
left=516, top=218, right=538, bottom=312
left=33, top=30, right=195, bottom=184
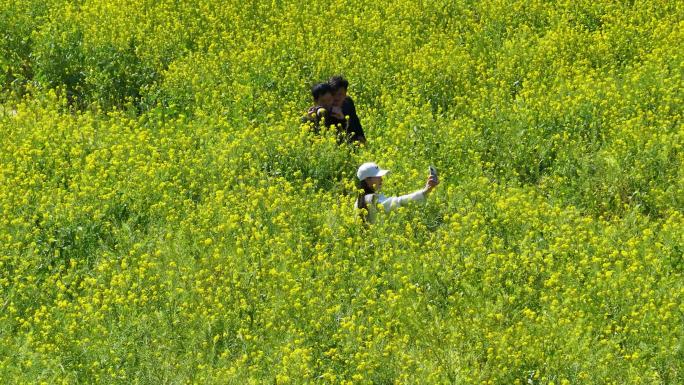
left=311, top=82, right=333, bottom=100
left=356, top=179, right=375, bottom=222
left=329, top=75, right=349, bottom=91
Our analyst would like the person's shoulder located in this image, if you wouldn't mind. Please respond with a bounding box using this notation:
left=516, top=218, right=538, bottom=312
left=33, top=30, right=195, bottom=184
left=374, top=193, right=388, bottom=202
left=342, top=97, right=357, bottom=114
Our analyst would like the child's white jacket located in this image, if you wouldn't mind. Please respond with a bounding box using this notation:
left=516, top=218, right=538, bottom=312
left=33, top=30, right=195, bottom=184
left=355, top=189, right=428, bottom=223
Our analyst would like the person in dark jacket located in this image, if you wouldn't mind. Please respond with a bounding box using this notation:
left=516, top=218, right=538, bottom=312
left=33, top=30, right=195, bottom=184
left=329, top=75, right=366, bottom=144
left=302, top=82, right=348, bottom=138
left=302, top=82, right=334, bottom=134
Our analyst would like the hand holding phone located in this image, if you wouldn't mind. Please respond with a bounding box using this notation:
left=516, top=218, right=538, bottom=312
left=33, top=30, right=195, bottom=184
left=426, top=165, right=439, bottom=193
left=429, top=166, right=438, bottom=178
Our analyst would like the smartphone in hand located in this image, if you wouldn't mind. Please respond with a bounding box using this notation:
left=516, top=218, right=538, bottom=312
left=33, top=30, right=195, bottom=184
left=429, top=165, right=438, bottom=178
left=427, top=165, right=439, bottom=192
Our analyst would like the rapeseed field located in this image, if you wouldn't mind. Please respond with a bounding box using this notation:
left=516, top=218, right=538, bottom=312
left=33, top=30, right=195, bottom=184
left=1, top=0, right=682, bottom=383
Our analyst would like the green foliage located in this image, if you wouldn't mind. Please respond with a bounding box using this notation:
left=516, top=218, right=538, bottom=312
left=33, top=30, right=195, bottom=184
left=1, top=0, right=683, bottom=384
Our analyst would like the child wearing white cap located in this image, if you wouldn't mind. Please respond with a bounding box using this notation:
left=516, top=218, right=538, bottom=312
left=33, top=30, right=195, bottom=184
left=355, top=162, right=439, bottom=223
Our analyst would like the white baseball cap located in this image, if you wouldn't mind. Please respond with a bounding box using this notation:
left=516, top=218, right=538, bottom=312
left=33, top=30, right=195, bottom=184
left=357, top=162, right=389, bottom=181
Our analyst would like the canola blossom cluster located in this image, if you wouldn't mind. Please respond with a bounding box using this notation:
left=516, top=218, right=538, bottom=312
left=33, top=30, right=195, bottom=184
left=1, top=0, right=683, bottom=383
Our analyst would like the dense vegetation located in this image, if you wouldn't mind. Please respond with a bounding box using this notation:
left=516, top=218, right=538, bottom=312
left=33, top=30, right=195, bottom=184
left=1, top=0, right=682, bottom=383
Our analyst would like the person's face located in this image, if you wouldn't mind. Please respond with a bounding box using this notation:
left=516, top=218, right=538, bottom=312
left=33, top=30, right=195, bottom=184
left=318, top=92, right=333, bottom=108
left=332, top=87, right=347, bottom=107
left=366, top=176, right=383, bottom=192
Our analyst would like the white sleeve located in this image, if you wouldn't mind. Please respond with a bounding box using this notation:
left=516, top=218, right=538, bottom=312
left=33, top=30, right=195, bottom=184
left=377, top=189, right=428, bottom=213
